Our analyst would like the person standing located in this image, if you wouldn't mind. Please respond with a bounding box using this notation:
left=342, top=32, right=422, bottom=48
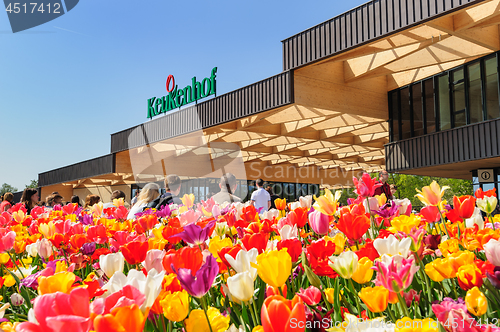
left=211, top=173, right=241, bottom=205
left=128, top=183, right=160, bottom=219
left=21, top=188, right=39, bottom=215
left=251, top=179, right=271, bottom=213
left=265, top=185, right=279, bottom=210
left=147, top=174, right=183, bottom=210
left=373, top=170, right=392, bottom=199
left=0, top=193, right=14, bottom=212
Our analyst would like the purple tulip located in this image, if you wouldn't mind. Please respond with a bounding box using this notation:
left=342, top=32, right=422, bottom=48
left=175, top=254, right=219, bottom=298
left=171, top=219, right=215, bottom=246
left=82, top=242, right=96, bottom=256
left=374, top=201, right=400, bottom=219
left=78, top=214, right=93, bottom=226
left=156, top=204, right=172, bottom=219
left=487, top=267, right=500, bottom=289
left=308, top=210, right=329, bottom=235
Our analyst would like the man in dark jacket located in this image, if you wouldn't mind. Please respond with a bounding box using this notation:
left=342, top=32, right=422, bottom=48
left=146, top=174, right=183, bottom=210
left=373, top=170, right=392, bottom=199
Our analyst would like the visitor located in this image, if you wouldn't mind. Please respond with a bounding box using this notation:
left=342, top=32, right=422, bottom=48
left=71, top=195, right=81, bottom=207
left=0, top=192, right=14, bottom=212
left=390, top=184, right=398, bottom=200
left=103, top=190, right=126, bottom=209
left=251, top=179, right=271, bottom=213
left=83, top=195, right=101, bottom=210
left=131, top=190, right=140, bottom=206
left=211, top=173, right=241, bottom=205
left=266, top=185, right=280, bottom=210
left=128, top=182, right=160, bottom=219
left=146, top=174, right=182, bottom=210
left=46, top=193, right=63, bottom=208
left=20, top=188, right=39, bottom=215
left=373, top=170, right=392, bottom=199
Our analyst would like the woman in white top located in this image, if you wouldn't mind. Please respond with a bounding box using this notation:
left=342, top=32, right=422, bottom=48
left=127, top=182, right=160, bottom=220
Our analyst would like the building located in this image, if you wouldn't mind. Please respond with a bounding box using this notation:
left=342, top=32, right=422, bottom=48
left=38, top=0, right=500, bottom=203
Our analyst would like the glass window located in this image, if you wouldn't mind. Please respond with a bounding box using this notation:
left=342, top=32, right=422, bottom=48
left=485, top=56, right=500, bottom=120
left=412, top=84, right=424, bottom=137
left=437, top=74, right=451, bottom=130
left=390, top=91, right=400, bottom=141
left=483, top=183, right=495, bottom=191
left=400, top=87, right=411, bottom=139
left=468, top=62, right=483, bottom=124
left=424, top=79, right=436, bottom=133
left=452, top=68, right=466, bottom=127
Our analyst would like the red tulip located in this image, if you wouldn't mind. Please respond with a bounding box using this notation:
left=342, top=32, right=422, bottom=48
left=420, top=205, right=440, bottom=222
left=453, top=195, right=476, bottom=219
left=277, top=238, right=302, bottom=262
left=353, top=173, right=382, bottom=198
left=218, top=244, right=242, bottom=268
left=297, top=286, right=321, bottom=306
left=306, top=238, right=337, bottom=277
left=336, top=203, right=371, bottom=241
left=261, top=295, right=306, bottom=332
left=475, top=188, right=497, bottom=199
left=162, top=247, right=203, bottom=276
left=121, top=241, right=149, bottom=265
left=288, top=207, right=308, bottom=228
left=241, top=233, right=268, bottom=254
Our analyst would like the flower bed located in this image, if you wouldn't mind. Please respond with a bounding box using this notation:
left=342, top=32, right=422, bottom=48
left=0, top=174, right=499, bottom=332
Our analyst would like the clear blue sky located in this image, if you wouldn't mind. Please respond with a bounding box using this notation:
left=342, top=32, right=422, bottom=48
left=0, top=0, right=367, bottom=191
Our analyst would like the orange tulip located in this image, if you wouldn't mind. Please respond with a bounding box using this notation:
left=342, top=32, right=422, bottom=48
left=121, top=241, right=149, bottom=265
left=453, top=195, right=476, bottom=219
left=336, top=203, right=370, bottom=241
left=261, top=295, right=306, bottom=332
left=358, top=286, right=389, bottom=313
left=457, top=264, right=483, bottom=290
left=415, top=181, right=448, bottom=206
left=94, top=304, right=146, bottom=332
left=313, top=189, right=339, bottom=216
left=38, top=271, right=76, bottom=295
left=275, top=198, right=286, bottom=211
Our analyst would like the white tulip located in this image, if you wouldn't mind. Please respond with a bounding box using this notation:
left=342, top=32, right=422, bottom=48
left=328, top=251, right=358, bottom=279
left=225, top=248, right=258, bottom=280
left=99, top=252, right=124, bottom=278
left=227, top=271, right=255, bottom=302
left=465, top=207, right=484, bottom=229
left=373, top=234, right=412, bottom=258
left=279, top=224, right=298, bottom=240
left=299, top=195, right=313, bottom=209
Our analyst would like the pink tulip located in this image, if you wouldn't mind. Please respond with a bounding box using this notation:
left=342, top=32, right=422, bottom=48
left=484, top=239, right=500, bottom=267
left=353, top=173, right=382, bottom=198
left=308, top=210, right=330, bottom=235
left=373, top=256, right=419, bottom=293
left=16, top=287, right=91, bottom=332
left=179, top=209, right=202, bottom=227
left=0, top=228, right=15, bottom=253
left=143, top=249, right=165, bottom=273
left=297, top=286, right=322, bottom=305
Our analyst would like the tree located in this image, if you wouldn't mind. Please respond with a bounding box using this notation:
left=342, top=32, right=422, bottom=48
left=25, top=179, right=38, bottom=189
left=0, top=183, right=18, bottom=196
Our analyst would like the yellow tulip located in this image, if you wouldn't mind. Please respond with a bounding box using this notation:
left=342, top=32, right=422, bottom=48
left=324, top=288, right=335, bottom=304
left=465, top=287, right=488, bottom=317
left=438, top=239, right=460, bottom=257
left=159, top=290, right=190, bottom=322
left=4, top=275, right=16, bottom=288
left=448, top=251, right=476, bottom=272
left=252, top=327, right=264, bottom=332
left=313, top=189, right=341, bottom=216
left=208, top=236, right=232, bottom=263
left=424, top=261, right=445, bottom=282
left=0, top=253, right=10, bottom=265
left=326, top=233, right=346, bottom=255
left=375, top=194, right=387, bottom=207
left=351, top=257, right=374, bottom=284
left=415, top=181, right=449, bottom=206
left=389, top=215, right=421, bottom=234
left=274, top=198, right=287, bottom=211
left=113, top=197, right=125, bottom=207
left=181, top=194, right=195, bottom=208
left=185, top=307, right=230, bottom=332
left=431, top=258, right=456, bottom=279
left=358, top=286, right=389, bottom=313
left=38, top=271, right=76, bottom=295
left=255, top=248, right=292, bottom=288
left=39, top=221, right=56, bottom=239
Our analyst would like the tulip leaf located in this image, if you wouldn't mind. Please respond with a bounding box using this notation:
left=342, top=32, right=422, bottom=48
left=241, top=303, right=250, bottom=325
left=333, top=277, right=342, bottom=323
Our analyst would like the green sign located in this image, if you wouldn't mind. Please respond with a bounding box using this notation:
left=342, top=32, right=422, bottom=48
left=147, top=67, right=217, bottom=119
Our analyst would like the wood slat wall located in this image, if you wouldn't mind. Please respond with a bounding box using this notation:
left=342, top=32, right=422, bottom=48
left=110, top=71, right=294, bottom=154
left=282, top=0, right=483, bottom=71
left=38, top=154, right=115, bottom=187
left=385, top=118, right=500, bottom=171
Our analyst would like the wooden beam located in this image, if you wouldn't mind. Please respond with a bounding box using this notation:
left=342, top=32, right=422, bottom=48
left=454, top=0, right=500, bottom=31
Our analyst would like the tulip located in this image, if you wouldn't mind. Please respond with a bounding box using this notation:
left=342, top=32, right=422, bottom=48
left=99, top=252, right=125, bottom=278
left=328, top=251, right=358, bottom=279
left=313, top=189, right=340, bottom=216
left=373, top=234, right=412, bottom=259
left=0, top=228, right=15, bottom=253
left=184, top=307, right=230, bottom=332
left=121, top=240, right=149, bottom=265
left=465, top=208, right=484, bottom=229
left=478, top=196, right=498, bottom=215
left=94, top=304, right=146, bottom=332
left=415, top=181, right=449, bottom=206
left=10, top=293, right=24, bottom=306
left=159, top=290, right=190, bottom=322
left=484, top=238, right=500, bottom=266
left=225, top=248, right=259, bottom=280
left=351, top=257, right=374, bottom=284
left=390, top=214, right=422, bottom=234
left=288, top=207, right=308, bottom=228
left=241, top=233, right=268, bottom=254
left=420, top=205, right=441, bottom=223
left=37, top=238, right=53, bottom=260
left=261, top=295, right=306, bottom=332
left=336, top=203, right=370, bottom=241
left=456, top=264, right=483, bottom=290
left=296, top=286, right=321, bottom=306
left=308, top=210, right=330, bottom=235
left=465, top=287, right=488, bottom=317
left=16, top=287, right=90, bottom=332
left=393, top=198, right=412, bottom=216
left=275, top=198, right=286, bottom=211
left=324, top=288, right=335, bottom=304
left=175, top=254, right=219, bottom=298
left=38, top=271, right=76, bottom=295
left=353, top=173, right=382, bottom=198
left=299, top=195, right=312, bottom=209
left=373, top=256, right=419, bottom=293
left=453, top=195, right=476, bottom=219
left=358, top=286, right=389, bottom=313
left=486, top=266, right=500, bottom=288
left=277, top=238, right=302, bottom=262
left=255, top=248, right=292, bottom=288
left=181, top=193, right=195, bottom=207
left=173, top=219, right=215, bottom=246
left=143, top=249, right=165, bottom=273
left=227, top=271, right=255, bottom=302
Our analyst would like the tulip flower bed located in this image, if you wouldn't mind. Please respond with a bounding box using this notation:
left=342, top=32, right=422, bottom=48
left=0, top=174, right=500, bottom=332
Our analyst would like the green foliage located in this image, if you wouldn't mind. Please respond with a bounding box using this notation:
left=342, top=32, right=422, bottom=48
left=25, top=179, right=38, bottom=189
left=388, top=174, right=473, bottom=209
left=0, top=183, right=18, bottom=196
